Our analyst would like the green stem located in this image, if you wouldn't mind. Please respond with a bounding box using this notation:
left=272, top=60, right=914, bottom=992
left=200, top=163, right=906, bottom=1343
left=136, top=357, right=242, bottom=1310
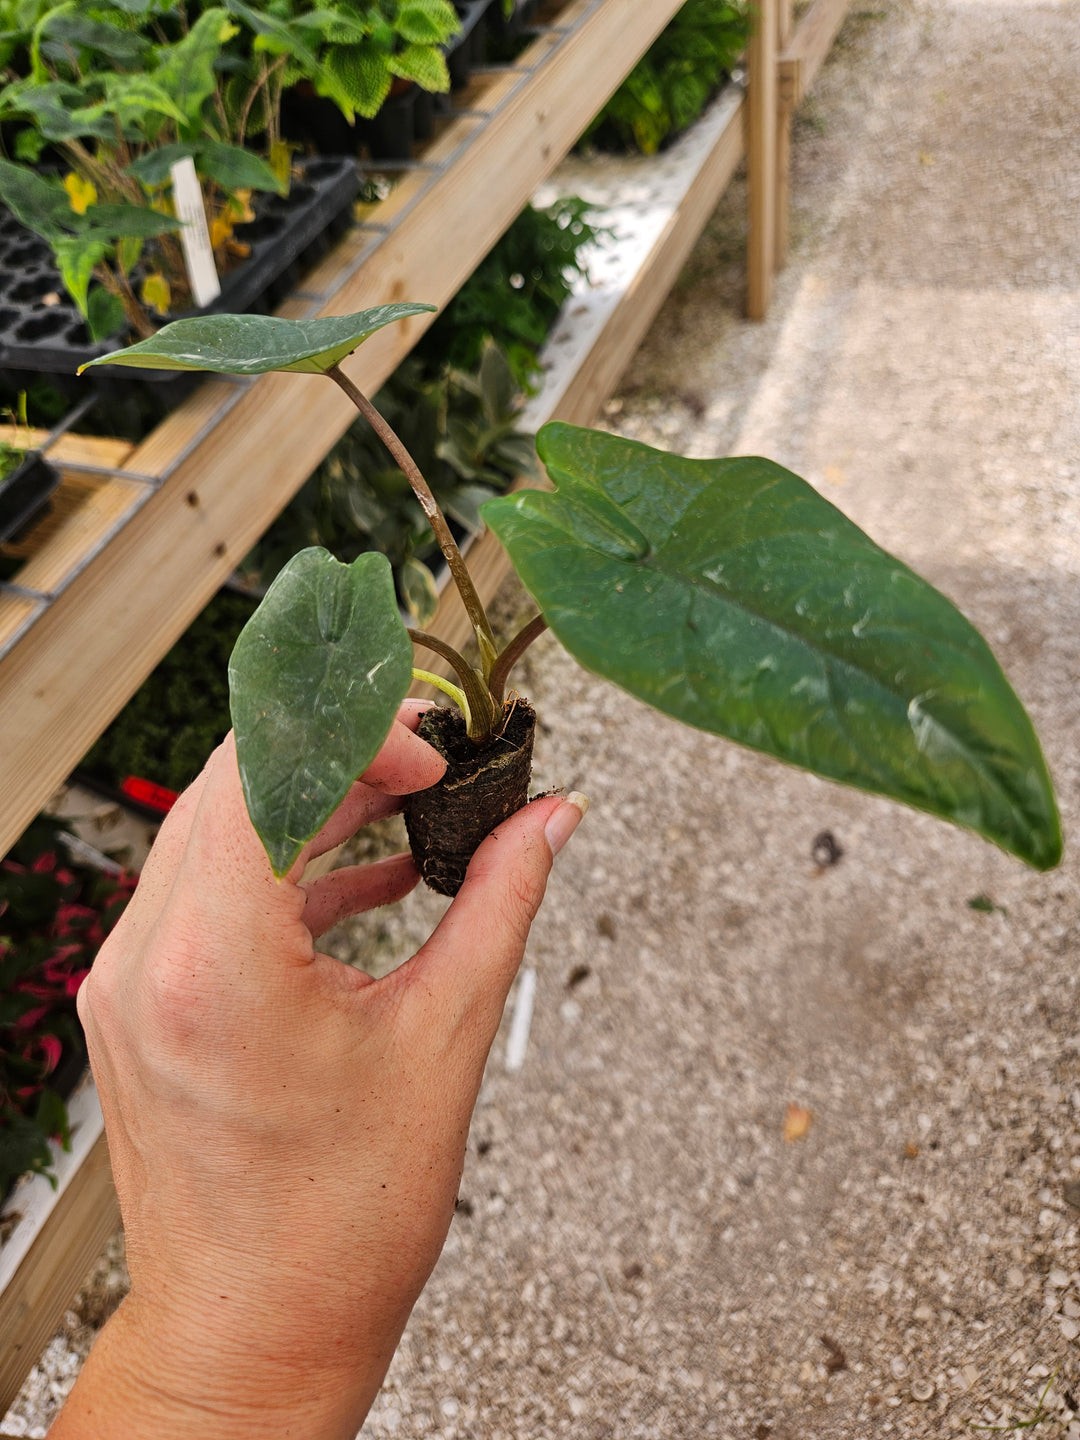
left=488, top=612, right=547, bottom=705
left=326, top=365, right=498, bottom=668
left=412, top=668, right=470, bottom=725
left=407, top=628, right=497, bottom=742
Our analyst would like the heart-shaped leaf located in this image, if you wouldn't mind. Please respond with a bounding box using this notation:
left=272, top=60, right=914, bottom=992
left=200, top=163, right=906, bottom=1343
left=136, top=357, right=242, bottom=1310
left=483, top=422, right=1061, bottom=870
left=229, top=548, right=413, bottom=876
left=79, top=304, right=436, bottom=375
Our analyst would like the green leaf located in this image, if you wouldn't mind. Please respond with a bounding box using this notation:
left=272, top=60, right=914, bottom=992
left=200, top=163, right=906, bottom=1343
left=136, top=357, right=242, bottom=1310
left=39, top=11, right=150, bottom=66
left=319, top=43, right=391, bottom=120
left=53, top=234, right=108, bottom=316
left=79, top=203, right=183, bottom=240
left=387, top=41, right=450, bottom=95
left=196, top=138, right=287, bottom=195
left=126, top=141, right=195, bottom=187
left=483, top=423, right=1062, bottom=870
left=228, top=548, right=413, bottom=876
left=151, top=8, right=237, bottom=128
left=101, top=72, right=190, bottom=128
left=395, top=0, right=460, bottom=44
left=87, top=286, right=125, bottom=341
left=79, top=304, right=437, bottom=375
left=222, top=0, right=321, bottom=73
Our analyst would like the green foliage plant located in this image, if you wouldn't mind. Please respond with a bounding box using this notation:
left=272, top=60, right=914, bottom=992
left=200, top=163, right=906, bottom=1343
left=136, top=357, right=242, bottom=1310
left=0, top=2, right=292, bottom=338
left=582, top=0, right=753, bottom=155
left=415, top=197, right=606, bottom=390
left=255, top=0, right=460, bottom=125
left=83, top=307, right=1063, bottom=883
left=0, top=389, right=32, bottom=481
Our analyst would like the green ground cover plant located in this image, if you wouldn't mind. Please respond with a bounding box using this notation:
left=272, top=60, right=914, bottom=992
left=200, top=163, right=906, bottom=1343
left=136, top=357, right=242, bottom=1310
left=83, top=307, right=1062, bottom=893
left=582, top=0, right=752, bottom=155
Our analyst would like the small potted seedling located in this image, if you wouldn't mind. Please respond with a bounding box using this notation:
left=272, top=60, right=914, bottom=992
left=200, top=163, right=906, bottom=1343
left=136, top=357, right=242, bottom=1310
left=0, top=395, right=60, bottom=545
left=83, top=307, right=1063, bottom=892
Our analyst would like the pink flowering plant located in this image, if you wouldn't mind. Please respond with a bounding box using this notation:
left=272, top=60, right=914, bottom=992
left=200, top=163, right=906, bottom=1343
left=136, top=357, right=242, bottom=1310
left=0, top=818, right=135, bottom=1196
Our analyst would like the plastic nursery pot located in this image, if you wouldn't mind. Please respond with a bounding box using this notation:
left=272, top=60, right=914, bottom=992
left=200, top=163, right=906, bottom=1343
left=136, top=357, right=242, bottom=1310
left=0, top=450, right=61, bottom=544
left=363, top=83, right=419, bottom=163
left=404, top=698, right=536, bottom=896
left=282, top=81, right=359, bottom=155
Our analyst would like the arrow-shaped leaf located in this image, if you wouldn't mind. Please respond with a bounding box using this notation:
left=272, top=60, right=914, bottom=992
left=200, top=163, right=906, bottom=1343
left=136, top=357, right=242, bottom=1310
left=79, top=304, right=437, bottom=375
left=229, top=549, right=413, bottom=876
left=483, top=422, right=1061, bottom=870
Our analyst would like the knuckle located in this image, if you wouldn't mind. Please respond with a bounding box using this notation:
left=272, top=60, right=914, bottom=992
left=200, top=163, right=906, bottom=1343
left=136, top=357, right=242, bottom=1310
left=499, top=865, right=541, bottom=940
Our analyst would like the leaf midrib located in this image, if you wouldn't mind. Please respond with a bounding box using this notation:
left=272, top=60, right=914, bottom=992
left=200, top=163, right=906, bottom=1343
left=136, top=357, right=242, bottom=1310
left=527, top=501, right=1027, bottom=820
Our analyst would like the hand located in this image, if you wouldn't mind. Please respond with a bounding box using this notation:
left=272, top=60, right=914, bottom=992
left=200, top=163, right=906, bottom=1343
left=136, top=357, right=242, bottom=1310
left=54, top=701, right=587, bottom=1440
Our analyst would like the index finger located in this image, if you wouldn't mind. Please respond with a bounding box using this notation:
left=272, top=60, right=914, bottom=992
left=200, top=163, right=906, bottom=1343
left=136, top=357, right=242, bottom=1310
left=184, top=702, right=448, bottom=886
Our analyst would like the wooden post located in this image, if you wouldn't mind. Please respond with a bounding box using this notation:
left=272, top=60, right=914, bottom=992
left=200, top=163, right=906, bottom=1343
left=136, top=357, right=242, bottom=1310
left=775, top=0, right=795, bottom=271
left=746, top=0, right=778, bottom=318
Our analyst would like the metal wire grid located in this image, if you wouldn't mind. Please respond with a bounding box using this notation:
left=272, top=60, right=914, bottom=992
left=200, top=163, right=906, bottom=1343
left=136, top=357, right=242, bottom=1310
left=0, top=5, right=597, bottom=665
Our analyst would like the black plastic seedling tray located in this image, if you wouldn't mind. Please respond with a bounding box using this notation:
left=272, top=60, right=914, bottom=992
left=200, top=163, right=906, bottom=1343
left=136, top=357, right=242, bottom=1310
left=447, top=0, right=494, bottom=90
left=0, top=156, right=361, bottom=390
left=0, top=450, right=60, bottom=544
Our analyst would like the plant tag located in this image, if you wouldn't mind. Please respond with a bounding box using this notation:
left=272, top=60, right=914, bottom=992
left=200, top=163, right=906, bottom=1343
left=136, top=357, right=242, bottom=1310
left=169, top=156, right=221, bottom=310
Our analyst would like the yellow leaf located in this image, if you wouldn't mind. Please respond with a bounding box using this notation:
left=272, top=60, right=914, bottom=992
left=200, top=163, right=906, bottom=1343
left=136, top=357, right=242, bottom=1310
left=269, top=140, right=297, bottom=193
left=63, top=172, right=97, bottom=216
left=783, top=1103, right=813, bottom=1142
left=141, top=273, right=171, bottom=317
left=210, top=214, right=235, bottom=250
left=227, top=189, right=256, bottom=225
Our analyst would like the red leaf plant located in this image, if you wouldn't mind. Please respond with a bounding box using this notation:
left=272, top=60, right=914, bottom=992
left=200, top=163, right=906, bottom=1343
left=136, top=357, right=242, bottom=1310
left=1, top=817, right=135, bottom=1196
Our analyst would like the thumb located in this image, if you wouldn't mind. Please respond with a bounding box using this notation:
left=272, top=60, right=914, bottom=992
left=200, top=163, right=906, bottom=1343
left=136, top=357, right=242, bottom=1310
left=405, top=792, right=589, bottom=1036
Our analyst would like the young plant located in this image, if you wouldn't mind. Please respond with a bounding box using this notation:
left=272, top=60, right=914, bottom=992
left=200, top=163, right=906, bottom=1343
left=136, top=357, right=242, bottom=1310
left=582, top=0, right=753, bottom=155
left=257, top=0, right=460, bottom=125
left=82, top=307, right=1063, bottom=894
left=0, top=5, right=290, bottom=338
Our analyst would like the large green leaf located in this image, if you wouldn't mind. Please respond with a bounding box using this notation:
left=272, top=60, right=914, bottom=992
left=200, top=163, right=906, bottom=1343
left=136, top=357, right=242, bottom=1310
left=229, top=549, right=413, bottom=876
left=78, top=304, right=437, bottom=375
left=483, top=422, right=1062, bottom=870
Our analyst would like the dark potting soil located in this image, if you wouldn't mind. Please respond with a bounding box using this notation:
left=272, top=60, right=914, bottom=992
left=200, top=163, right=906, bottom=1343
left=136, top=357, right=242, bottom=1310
left=404, top=698, right=536, bottom=897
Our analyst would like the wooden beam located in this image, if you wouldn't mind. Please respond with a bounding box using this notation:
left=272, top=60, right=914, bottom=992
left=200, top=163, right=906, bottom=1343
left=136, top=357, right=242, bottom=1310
left=0, top=0, right=690, bottom=861
left=747, top=0, right=779, bottom=318
left=775, top=0, right=795, bottom=271
left=0, top=1134, right=118, bottom=1414
left=779, top=0, right=852, bottom=110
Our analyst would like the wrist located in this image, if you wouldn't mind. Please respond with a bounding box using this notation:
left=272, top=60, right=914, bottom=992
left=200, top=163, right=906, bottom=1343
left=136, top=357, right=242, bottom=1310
left=52, top=1288, right=396, bottom=1440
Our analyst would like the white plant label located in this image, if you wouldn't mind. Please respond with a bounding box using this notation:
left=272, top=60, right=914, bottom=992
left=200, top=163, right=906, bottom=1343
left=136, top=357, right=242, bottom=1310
left=169, top=156, right=221, bottom=309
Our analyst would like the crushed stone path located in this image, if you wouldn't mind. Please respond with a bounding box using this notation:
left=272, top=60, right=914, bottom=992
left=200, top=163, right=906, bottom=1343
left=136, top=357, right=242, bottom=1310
left=5, top=2, right=1080, bottom=1436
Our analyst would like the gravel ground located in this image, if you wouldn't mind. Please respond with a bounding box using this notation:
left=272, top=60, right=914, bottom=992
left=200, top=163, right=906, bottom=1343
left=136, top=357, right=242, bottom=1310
left=6, top=1, right=1080, bottom=1435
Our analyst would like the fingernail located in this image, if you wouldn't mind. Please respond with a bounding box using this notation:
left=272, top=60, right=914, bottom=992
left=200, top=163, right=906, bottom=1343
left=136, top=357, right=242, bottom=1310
left=545, top=792, right=590, bottom=857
